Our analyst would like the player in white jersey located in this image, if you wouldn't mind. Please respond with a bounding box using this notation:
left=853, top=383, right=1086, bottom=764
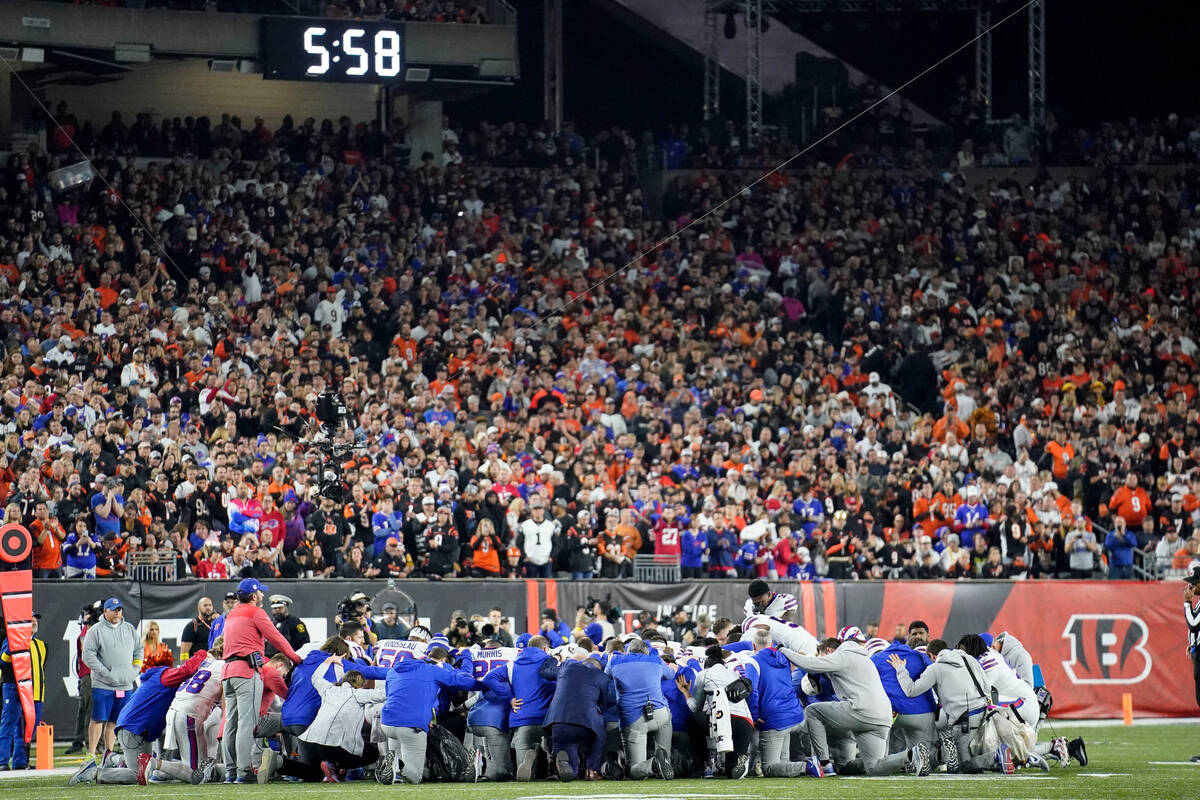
left=156, top=653, right=226, bottom=784
left=745, top=579, right=798, bottom=621
left=959, top=634, right=1068, bottom=770
left=742, top=614, right=818, bottom=656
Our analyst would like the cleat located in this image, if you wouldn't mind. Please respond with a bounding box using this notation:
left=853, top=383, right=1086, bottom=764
left=223, top=769, right=236, bottom=784
left=320, top=761, right=340, bottom=782
left=235, top=776, right=250, bottom=783
left=1067, top=737, right=1087, bottom=767
left=940, top=730, right=960, bottom=773
left=375, top=756, right=393, bottom=785
left=1191, top=755, right=1200, bottom=763
left=148, top=771, right=171, bottom=783
left=907, top=742, right=931, bottom=776
left=731, top=754, right=750, bottom=780
left=654, top=747, right=674, bottom=780
left=602, top=752, right=624, bottom=780
left=259, top=750, right=281, bottom=784
left=1050, top=737, right=1069, bottom=768
left=516, top=750, right=537, bottom=781
left=995, top=743, right=1015, bottom=775
left=556, top=751, right=574, bottom=782
left=804, top=756, right=824, bottom=778
left=136, top=752, right=153, bottom=785
left=69, top=759, right=98, bottom=786
left=191, top=757, right=217, bottom=785
left=1026, top=752, right=1050, bottom=772
left=472, top=747, right=485, bottom=783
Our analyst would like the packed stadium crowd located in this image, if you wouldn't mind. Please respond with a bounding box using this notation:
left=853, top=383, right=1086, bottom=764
left=2, top=101, right=1200, bottom=588
left=28, top=0, right=492, bottom=23
left=51, top=580, right=1086, bottom=784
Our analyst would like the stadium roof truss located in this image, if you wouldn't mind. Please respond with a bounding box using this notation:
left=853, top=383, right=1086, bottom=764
left=703, top=0, right=1046, bottom=138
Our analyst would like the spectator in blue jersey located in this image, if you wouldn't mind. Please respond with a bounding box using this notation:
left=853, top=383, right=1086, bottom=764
left=63, top=518, right=98, bottom=579
left=954, top=485, right=990, bottom=543
left=422, top=396, right=455, bottom=427
left=379, top=646, right=479, bottom=785
left=89, top=478, right=124, bottom=539
left=371, top=498, right=405, bottom=558
left=706, top=519, right=738, bottom=578
left=1104, top=516, right=1140, bottom=580
left=669, top=450, right=700, bottom=484
left=736, top=538, right=760, bottom=579
left=749, top=628, right=809, bottom=776
left=791, top=481, right=824, bottom=540
left=607, top=638, right=675, bottom=781
left=482, top=635, right=556, bottom=780
left=69, top=650, right=208, bottom=786
left=542, top=647, right=612, bottom=781
left=870, top=621, right=936, bottom=753
left=680, top=522, right=708, bottom=580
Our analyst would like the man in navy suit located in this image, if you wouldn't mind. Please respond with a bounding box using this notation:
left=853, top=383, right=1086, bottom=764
left=541, top=651, right=611, bottom=781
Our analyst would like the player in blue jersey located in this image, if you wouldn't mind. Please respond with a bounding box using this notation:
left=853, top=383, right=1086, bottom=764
left=69, top=651, right=208, bottom=786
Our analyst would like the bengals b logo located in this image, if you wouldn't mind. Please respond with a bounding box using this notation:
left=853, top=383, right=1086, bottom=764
left=1061, top=614, right=1152, bottom=684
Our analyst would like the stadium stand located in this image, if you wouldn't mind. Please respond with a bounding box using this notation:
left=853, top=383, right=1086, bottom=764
left=3, top=104, right=1200, bottom=585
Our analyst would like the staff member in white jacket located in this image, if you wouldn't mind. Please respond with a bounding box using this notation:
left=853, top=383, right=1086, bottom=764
left=288, top=654, right=385, bottom=783
left=779, top=627, right=916, bottom=777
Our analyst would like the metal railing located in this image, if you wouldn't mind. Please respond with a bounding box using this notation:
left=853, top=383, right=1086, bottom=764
left=125, top=550, right=177, bottom=583
left=633, top=554, right=681, bottom=584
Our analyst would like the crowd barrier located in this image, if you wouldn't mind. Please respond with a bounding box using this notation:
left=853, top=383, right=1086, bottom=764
left=27, top=578, right=1194, bottom=733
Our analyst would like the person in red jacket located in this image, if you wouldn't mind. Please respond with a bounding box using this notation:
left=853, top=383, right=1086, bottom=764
left=220, top=578, right=301, bottom=782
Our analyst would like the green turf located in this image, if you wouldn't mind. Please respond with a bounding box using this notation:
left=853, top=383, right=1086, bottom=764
left=4, top=724, right=1198, bottom=799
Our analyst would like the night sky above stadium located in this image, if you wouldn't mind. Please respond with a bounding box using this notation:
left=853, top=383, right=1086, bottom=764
left=455, top=0, right=1200, bottom=133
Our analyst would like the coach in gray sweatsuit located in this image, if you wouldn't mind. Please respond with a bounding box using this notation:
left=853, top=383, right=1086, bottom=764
left=81, top=599, right=140, bottom=758
left=889, top=639, right=998, bottom=773
left=780, top=636, right=912, bottom=775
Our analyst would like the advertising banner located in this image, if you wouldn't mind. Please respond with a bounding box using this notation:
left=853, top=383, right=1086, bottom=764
left=25, top=578, right=1196, bottom=734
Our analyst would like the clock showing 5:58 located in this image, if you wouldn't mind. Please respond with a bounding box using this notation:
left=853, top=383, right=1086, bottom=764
left=261, top=17, right=407, bottom=83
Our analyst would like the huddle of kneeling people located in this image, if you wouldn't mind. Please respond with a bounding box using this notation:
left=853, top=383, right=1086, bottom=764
left=68, top=615, right=1086, bottom=785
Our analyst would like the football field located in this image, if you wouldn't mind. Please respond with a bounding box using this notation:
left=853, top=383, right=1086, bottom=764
left=5, top=723, right=1198, bottom=800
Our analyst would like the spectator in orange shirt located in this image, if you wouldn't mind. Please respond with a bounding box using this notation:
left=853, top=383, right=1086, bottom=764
left=1043, top=427, right=1075, bottom=481
left=1108, top=472, right=1152, bottom=532
left=31, top=499, right=67, bottom=578
left=932, top=409, right=969, bottom=443
left=614, top=508, right=644, bottom=557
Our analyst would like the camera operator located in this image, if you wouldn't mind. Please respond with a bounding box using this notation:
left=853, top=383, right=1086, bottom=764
left=221, top=578, right=302, bottom=783
left=446, top=615, right=476, bottom=648
left=65, top=602, right=102, bottom=755
left=334, top=593, right=379, bottom=645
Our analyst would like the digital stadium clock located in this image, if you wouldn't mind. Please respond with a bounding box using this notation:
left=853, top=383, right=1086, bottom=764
left=261, top=18, right=405, bottom=83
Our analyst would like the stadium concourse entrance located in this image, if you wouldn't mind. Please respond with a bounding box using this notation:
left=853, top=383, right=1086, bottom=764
left=27, top=578, right=1194, bottom=734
